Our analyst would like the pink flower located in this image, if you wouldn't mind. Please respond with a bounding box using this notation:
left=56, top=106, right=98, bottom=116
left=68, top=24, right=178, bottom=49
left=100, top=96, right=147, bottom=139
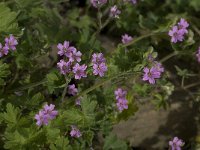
left=57, top=41, right=76, bottom=57
left=92, top=53, right=106, bottom=65
left=73, top=63, right=87, bottom=80
left=35, top=110, right=49, bottom=126
left=153, top=61, right=164, bottom=73
left=121, top=34, right=133, bottom=44
left=35, top=104, right=58, bottom=126
left=110, top=5, right=121, bottom=18
left=178, top=18, right=189, bottom=34
left=142, top=67, right=161, bottom=84
left=116, top=99, right=128, bottom=112
left=0, top=43, right=9, bottom=57
left=5, top=35, right=18, bottom=51
left=57, top=59, right=71, bottom=75
left=43, top=104, right=58, bottom=120
left=169, top=137, right=184, bottom=150
left=168, top=18, right=189, bottom=43
left=69, top=49, right=82, bottom=62
left=168, top=26, right=184, bottom=43
left=68, top=84, right=78, bottom=96
left=115, top=88, right=127, bottom=100
left=92, top=53, right=107, bottom=77
left=70, top=125, right=82, bottom=138
left=115, top=88, right=128, bottom=112
left=93, top=63, right=107, bottom=77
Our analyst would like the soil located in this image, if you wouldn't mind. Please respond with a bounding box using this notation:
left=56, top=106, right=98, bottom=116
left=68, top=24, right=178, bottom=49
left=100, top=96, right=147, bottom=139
left=113, top=91, right=199, bottom=149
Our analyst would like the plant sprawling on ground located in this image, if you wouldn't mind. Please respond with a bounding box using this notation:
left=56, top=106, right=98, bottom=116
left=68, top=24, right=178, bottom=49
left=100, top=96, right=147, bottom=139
left=0, top=0, right=200, bottom=149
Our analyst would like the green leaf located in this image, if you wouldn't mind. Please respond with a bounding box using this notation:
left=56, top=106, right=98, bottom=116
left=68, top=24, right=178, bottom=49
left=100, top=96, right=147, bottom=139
left=64, top=98, right=97, bottom=128
left=0, top=61, right=10, bottom=86
left=132, top=83, right=150, bottom=97
left=84, top=130, right=94, bottom=145
left=103, top=134, right=128, bottom=150
left=64, top=108, right=84, bottom=125
left=81, top=98, right=97, bottom=115
left=1, top=103, right=20, bottom=125
left=190, top=0, right=200, bottom=11
left=46, top=71, right=65, bottom=93
left=47, top=72, right=59, bottom=83
left=183, top=30, right=195, bottom=48
left=46, top=127, right=60, bottom=143
left=15, top=0, right=42, bottom=9
left=26, top=92, right=44, bottom=107
left=175, top=65, right=189, bottom=77
left=81, top=98, right=97, bottom=127
left=4, top=130, right=25, bottom=150
left=152, top=93, right=168, bottom=109
left=50, top=136, right=71, bottom=150
left=0, top=3, right=19, bottom=34
left=4, top=128, right=45, bottom=150
left=15, top=54, right=32, bottom=69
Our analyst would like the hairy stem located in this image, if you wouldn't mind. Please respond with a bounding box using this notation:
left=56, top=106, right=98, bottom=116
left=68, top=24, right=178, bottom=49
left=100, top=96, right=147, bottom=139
left=61, top=76, right=69, bottom=102
left=123, top=31, right=164, bottom=47
left=71, top=71, right=137, bottom=100
left=97, top=8, right=102, bottom=30
left=8, top=79, right=47, bottom=93
left=184, top=82, right=200, bottom=89
left=181, top=76, right=185, bottom=87
left=160, top=51, right=179, bottom=63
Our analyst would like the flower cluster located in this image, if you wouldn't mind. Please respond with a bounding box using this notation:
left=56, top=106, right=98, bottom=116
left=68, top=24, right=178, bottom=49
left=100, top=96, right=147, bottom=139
left=110, top=5, right=121, bottom=18
left=142, top=61, right=164, bottom=84
left=57, top=41, right=87, bottom=80
left=196, top=47, right=200, bottom=63
left=70, top=125, right=82, bottom=138
left=90, top=0, right=107, bottom=8
left=114, top=88, right=128, bottom=112
left=169, top=137, right=184, bottom=150
left=0, top=35, right=18, bottom=58
left=35, top=104, right=58, bottom=126
left=168, top=18, right=189, bottom=43
left=121, top=34, right=133, bottom=44
left=92, top=53, right=107, bottom=77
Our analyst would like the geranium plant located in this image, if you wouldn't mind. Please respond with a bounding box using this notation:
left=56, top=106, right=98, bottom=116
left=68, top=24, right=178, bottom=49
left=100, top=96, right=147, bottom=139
left=0, top=0, right=200, bottom=149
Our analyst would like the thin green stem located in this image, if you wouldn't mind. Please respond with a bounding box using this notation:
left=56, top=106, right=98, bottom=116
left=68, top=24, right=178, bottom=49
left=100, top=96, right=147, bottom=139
left=8, top=68, right=19, bottom=88
left=95, top=17, right=111, bottom=36
left=61, top=76, right=69, bottom=102
left=160, top=51, right=179, bottom=63
left=181, top=76, right=185, bottom=87
left=123, top=32, right=163, bottom=47
left=72, top=71, right=136, bottom=100
left=8, top=80, right=47, bottom=93
left=97, top=8, right=102, bottom=29
left=183, top=82, right=200, bottom=89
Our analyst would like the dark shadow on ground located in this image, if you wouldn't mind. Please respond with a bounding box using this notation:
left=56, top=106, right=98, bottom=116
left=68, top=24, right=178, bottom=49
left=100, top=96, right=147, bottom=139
left=137, top=90, right=199, bottom=150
